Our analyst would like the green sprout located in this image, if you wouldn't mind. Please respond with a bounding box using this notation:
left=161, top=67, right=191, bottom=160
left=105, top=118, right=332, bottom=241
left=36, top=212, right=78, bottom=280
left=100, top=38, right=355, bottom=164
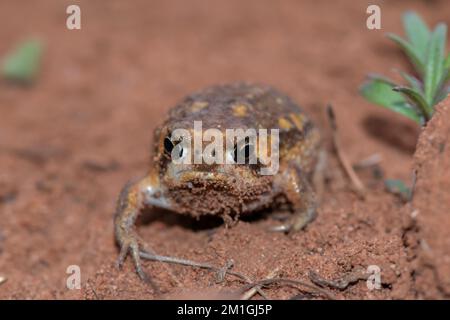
left=1, top=39, right=43, bottom=84
left=360, top=11, right=450, bottom=125
left=384, top=179, right=412, bottom=202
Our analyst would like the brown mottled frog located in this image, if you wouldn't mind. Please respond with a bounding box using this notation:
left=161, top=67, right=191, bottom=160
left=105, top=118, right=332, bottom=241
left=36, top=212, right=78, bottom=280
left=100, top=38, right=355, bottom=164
left=114, top=83, right=323, bottom=282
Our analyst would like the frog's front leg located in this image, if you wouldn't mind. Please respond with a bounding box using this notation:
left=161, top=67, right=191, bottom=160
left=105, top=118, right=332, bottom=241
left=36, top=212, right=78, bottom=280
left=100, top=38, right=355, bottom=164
left=114, top=173, right=170, bottom=287
left=271, top=164, right=317, bottom=233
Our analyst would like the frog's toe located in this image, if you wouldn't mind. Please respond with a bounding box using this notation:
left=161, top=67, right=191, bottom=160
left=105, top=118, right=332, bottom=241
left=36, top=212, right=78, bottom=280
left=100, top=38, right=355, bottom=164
left=269, top=206, right=316, bottom=233
left=116, top=236, right=159, bottom=291
left=268, top=224, right=292, bottom=233
left=291, top=207, right=316, bottom=232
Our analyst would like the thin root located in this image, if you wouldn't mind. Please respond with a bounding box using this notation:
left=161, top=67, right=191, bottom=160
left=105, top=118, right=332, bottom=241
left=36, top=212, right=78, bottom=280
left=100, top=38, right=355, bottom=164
left=327, top=104, right=366, bottom=199
left=140, top=251, right=247, bottom=280
left=216, top=259, right=235, bottom=283
left=240, top=268, right=279, bottom=300
left=139, top=251, right=335, bottom=299
left=240, top=277, right=336, bottom=300
left=309, top=267, right=368, bottom=291
left=139, top=251, right=268, bottom=298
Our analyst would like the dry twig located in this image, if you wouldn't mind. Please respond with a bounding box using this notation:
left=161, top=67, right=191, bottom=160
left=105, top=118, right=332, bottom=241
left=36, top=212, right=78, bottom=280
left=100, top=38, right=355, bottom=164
left=309, top=267, right=368, bottom=290
left=327, top=105, right=366, bottom=198
left=240, top=268, right=279, bottom=300
left=139, top=251, right=268, bottom=298
left=240, top=277, right=336, bottom=300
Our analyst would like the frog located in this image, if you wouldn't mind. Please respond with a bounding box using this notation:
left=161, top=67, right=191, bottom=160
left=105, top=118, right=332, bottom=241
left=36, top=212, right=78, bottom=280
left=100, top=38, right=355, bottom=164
left=114, top=82, right=324, bottom=283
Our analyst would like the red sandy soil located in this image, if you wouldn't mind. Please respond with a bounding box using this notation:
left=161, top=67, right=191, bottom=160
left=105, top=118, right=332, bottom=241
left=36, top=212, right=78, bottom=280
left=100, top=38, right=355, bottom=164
left=0, top=0, right=449, bottom=299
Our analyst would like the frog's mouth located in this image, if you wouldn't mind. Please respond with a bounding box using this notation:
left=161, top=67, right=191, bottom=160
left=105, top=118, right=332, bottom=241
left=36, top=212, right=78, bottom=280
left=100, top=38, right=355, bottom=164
left=167, top=185, right=243, bottom=217
left=163, top=164, right=244, bottom=189
left=161, top=170, right=271, bottom=217
left=156, top=168, right=240, bottom=216
left=155, top=163, right=271, bottom=216
left=141, top=175, right=233, bottom=215
left=175, top=170, right=236, bottom=184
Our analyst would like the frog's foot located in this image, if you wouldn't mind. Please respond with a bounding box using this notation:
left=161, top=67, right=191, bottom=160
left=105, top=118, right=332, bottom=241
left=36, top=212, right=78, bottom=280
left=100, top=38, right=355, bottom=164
left=114, top=175, right=163, bottom=292
left=270, top=163, right=317, bottom=233
left=270, top=206, right=316, bottom=233
left=116, top=231, right=155, bottom=286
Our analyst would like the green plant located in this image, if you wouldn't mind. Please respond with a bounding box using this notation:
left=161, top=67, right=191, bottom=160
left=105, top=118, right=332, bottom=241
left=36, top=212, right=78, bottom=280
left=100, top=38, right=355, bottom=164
left=1, top=39, right=43, bottom=84
left=384, top=179, right=412, bottom=202
left=360, top=11, right=450, bottom=125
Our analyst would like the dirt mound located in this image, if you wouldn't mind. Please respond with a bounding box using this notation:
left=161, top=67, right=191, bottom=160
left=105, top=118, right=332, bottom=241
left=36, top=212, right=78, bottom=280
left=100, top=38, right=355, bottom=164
left=408, top=97, right=450, bottom=298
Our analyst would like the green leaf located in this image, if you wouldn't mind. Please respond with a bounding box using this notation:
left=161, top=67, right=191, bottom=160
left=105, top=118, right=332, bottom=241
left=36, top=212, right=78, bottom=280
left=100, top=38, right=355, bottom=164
left=385, top=179, right=412, bottom=201
left=444, top=53, right=450, bottom=82
left=399, top=71, right=422, bottom=92
left=360, top=78, right=421, bottom=123
left=367, top=73, right=398, bottom=86
left=403, top=11, right=431, bottom=62
left=424, top=24, right=447, bottom=106
left=388, top=33, right=425, bottom=75
left=435, top=86, right=449, bottom=104
left=445, top=52, right=450, bottom=69
left=393, top=86, right=431, bottom=120
left=1, top=39, right=43, bottom=84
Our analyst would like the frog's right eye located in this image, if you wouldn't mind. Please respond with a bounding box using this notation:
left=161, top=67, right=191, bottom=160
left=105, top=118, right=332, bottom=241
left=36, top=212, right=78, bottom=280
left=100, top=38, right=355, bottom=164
left=164, top=136, right=185, bottom=160
left=164, top=137, right=174, bottom=155
left=232, top=140, right=255, bottom=164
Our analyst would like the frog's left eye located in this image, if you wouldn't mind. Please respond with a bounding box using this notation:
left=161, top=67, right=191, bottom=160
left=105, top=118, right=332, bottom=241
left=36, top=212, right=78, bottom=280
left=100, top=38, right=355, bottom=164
left=233, top=141, right=255, bottom=164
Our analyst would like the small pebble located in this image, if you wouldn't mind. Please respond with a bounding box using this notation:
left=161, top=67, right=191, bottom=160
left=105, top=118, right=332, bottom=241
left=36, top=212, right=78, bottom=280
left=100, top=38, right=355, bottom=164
left=0, top=275, right=7, bottom=286
left=411, top=209, right=419, bottom=219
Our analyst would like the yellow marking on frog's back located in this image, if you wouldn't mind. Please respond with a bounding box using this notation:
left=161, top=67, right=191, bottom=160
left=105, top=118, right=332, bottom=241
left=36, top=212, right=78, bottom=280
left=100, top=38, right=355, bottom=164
left=289, top=113, right=306, bottom=131
left=232, top=104, right=248, bottom=117
left=190, top=101, right=209, bottom=112
left=278, top=117, right=293, bottom=129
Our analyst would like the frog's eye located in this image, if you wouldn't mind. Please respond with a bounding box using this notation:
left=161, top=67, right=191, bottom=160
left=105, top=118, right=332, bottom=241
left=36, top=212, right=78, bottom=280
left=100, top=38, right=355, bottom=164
left=233, top=142, right=255, bottom=164
left=164, top=137, right=174, bottom=155
left=164, top=136, right=185, bottom=160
